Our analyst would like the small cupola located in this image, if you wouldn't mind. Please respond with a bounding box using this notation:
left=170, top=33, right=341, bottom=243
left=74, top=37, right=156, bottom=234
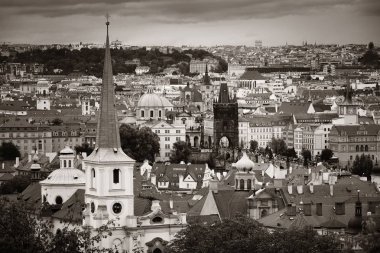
left=59, top=146, right=75, bottom=169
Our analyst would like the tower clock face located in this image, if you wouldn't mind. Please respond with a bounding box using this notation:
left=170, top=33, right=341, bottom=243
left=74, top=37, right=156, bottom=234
left=112, top=203, right=122, bottom=214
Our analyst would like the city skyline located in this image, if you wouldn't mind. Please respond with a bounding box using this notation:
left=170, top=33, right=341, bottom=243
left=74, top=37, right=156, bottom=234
left=0, top=0, right=379, bottom=46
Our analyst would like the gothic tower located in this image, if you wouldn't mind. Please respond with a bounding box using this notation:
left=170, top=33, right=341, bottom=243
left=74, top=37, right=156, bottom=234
left=83, top=19, right=135, bottom=229
left=213, top=82, right=238, bottom=152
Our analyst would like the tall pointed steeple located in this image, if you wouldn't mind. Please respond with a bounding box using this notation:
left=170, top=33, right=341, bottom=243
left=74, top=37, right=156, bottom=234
left=95, top=17, right=121, bottom=149
left=203, top=64, right=211, bottom=86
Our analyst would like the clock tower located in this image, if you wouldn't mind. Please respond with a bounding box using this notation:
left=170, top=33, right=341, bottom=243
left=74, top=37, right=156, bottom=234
left=82, top=19, right=135, bottom=229
left=338, top=83, right=359, bottom=125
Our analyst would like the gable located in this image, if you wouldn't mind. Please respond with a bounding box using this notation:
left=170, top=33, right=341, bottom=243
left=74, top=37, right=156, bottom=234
left=200, top=191, right=220, bottom=217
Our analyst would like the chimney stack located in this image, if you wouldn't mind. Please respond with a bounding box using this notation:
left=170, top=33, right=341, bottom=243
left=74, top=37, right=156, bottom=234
left=169, top=199, right=173, bottom=209
left=15, top=157, right=20, bottom=167
left=330, top=184, right=334, bottom=196
left=209, top=179, right=218, bottom=193
left=296, top=184, right=303, bottom=195
left=28, top=154, right=32, bottom=162
left=309, top=183, right=314, bottom=194
left=2, top=163, right=4, bottom=169
left=288, top=183, right=293, bottom=195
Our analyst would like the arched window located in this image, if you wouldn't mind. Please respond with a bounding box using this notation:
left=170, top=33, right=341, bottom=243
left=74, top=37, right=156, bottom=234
left=261, top=209, right=268, bottom=218
left=365, top=145, right=368, bottom=152
left=150, top=110, right=154, bottom=118
left=63, top=160, right=67, bottom=168
left=235, top=179, right=238, bottom=189
left=68, top=160, right=72, bottom=168
left=113, top=169, right=120, bottom=184
left=247, top=179, right=252, bottom=190
left=360, top=145, right=364, bottom=152
left=159, top=110, right=162, bottom=118
left=240, top=179, right=245, bottom=190
left=356, top=145, right=359, bottom=152
left=141, top=110, right=145, bottom=118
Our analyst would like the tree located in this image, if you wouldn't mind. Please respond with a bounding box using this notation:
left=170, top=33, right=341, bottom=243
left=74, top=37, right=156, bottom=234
left=360, top=42, right=379, bottom=67
left=249, top=140, right=258, bottom=152
left=302, top=149, right=312, bottom=166
left=119, top=124, right=160, bottom=162
left=285, top=148, right=297, bottom=158
left=51, top=118, right=63, bottom=126
left=0, top=175, right=31, bottom=194
left=270, top=138, right=287, bottom=155
left=352, top=154, right=373, bottom=178
left=167, top=215, right=340, bottom=253
left=170, top=141, right=192, bottom=164
left=320, top=148, right=333, bottom=162
left=265, top=146, right=273, bottom=160
left=0, top=142, right=21, bottom=161
left=0, top=197, right=115, bottom=253
left=74, top=143, right=94, bottom=157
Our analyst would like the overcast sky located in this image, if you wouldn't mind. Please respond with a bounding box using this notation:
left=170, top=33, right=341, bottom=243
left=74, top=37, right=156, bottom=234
left=0, top=0, right=379, bottom=46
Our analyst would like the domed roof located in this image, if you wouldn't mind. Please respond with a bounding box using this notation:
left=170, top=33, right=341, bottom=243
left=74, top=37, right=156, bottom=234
left=137, top=86, right=173, bottom=108
left=233, top=152, right=255, bottom=171
left=60, top=146, right=74, bottom=155
left=41, top=167, right=85, bottom=185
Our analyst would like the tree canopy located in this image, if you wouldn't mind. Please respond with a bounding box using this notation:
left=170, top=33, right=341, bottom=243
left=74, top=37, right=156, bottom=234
left=170, top=141, right=192, bottom=164
left=249, top=140, right=258, bottom=152
left=360, top=42, right=379, bottom=67
left=0, top=175, right=31, bottom=194
left=352, top=154, right=373, bottom=178
left=302, top=149, right=312, bottom=166
left=167, top=215, right=340, bottom=253
left=320, top=148, right=333, bottom=162
left=0, top=142, right=21, bottom=161
left=74, top=143, right=94, bottom=157
left=270, top=138, right=287, bottom=155
left=119, top=124, right=160, bottom=162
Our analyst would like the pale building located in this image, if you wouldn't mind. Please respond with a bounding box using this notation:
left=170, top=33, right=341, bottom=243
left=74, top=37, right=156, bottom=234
left=40, top=146, right=85, bottom=205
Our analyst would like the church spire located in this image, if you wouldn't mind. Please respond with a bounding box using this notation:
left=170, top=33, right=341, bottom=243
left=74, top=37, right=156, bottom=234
left=204, top=63, right=211, bottom=85
left=95, top=16, right=121, bottom=149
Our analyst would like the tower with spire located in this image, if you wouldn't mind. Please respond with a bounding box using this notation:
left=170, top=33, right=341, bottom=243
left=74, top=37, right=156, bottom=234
left=200, top=63, right=214, bottom=111
left=213, top=82, right=238, bottom=152
left=337, top=82, right=359, bottom=124
left=83, top=17, right=135, bottom=229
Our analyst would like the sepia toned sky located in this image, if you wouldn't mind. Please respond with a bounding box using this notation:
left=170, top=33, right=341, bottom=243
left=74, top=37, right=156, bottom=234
left=0, top=0, right=379, bottom=46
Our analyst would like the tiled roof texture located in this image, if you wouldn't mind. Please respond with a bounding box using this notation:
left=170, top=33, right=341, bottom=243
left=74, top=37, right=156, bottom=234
left=239, top=70, right=266, bottom=80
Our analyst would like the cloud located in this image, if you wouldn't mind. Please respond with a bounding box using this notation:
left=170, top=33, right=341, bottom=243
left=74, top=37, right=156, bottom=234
left=1, top=0, right=379, bottom=23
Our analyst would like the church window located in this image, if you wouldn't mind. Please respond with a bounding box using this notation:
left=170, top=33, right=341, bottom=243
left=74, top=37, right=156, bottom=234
left=141, top=110, right=144, bottom=118
left=112, top=202, right=122, bottom=214
left=159, top=110, right=162, bottom=118
left=55, top=196, right=63, bottom=205
left=68, top=160, right=72, bottom=167
left=365, top=145, right=368, bottom=152
left=91, top=168, right=95, bottom=188
left=113, top=169, right=120, bottom=184
left=91, top=202, right=95, bottom=213
left=63, top=160, right=67, bottom=168
left=150, top=110, right=154, bottom=118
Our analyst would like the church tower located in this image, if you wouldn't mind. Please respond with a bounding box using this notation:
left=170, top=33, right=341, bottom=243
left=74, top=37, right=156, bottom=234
left=83, top=19, right=135, bottom=229
left=201, top=64, right=214, bottom=112
left=213, top=82, right=239, bottom=152
left=338, top=82, right=359, bottom=124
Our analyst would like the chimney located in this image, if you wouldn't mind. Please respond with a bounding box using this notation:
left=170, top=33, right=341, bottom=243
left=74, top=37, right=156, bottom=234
left=1, top=163, right=4, bottom=169
left=28, top=154, right=32, bottom=162
left=151, top=174, right=156, bottom=185
left=15, top=157, right=20, bottom=167
left=296, top=184, right=303, bottom=195
left=82, top=152, right=87, bottom=159
left=308, top=167, right=311, bottom=175
left=178, top=174, right=184, bottom=185
left=169, top=199, right=173, bottom=209
left=209, top=179, right=218, bottom=193
left=289, top=166, right=293, bottom=174
left=330, top=184, right=334, bottom=196
left=309, top=183, right=314, bottom=194
left=288, top=184, right=293, bottom=195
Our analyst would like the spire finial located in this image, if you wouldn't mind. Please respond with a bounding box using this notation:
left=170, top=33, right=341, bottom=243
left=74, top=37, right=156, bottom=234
left=105, top=13, right=110, bottom=25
